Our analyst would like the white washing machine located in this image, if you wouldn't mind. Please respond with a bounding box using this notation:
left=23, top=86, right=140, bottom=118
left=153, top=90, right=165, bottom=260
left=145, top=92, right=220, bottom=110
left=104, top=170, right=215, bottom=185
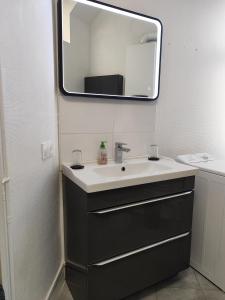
left=177, top=153, right=225, bottom=291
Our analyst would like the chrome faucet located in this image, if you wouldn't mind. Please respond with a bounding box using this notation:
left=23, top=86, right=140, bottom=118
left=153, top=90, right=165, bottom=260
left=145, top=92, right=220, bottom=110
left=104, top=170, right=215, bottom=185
left=115, top=142, right=130, bottom=163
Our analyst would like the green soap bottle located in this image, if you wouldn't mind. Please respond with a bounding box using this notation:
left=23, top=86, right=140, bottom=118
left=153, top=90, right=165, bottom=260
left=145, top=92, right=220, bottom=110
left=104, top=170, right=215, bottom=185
left=98, top=141, right=108, bottom=165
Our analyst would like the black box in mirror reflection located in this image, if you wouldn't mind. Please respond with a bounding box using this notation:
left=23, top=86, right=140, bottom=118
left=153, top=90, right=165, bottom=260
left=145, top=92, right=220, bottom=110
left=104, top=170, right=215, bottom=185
left=84, top=74, right=124, bottom=95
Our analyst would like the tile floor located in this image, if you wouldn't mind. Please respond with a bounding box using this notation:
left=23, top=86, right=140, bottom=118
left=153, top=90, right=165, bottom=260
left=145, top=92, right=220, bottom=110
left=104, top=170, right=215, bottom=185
left=56, top=268, right=225, bottom=300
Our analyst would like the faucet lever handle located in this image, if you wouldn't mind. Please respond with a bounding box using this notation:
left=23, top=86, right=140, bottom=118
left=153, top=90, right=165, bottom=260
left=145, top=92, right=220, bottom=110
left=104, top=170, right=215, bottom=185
left=116, top=142, right=127, bottom=147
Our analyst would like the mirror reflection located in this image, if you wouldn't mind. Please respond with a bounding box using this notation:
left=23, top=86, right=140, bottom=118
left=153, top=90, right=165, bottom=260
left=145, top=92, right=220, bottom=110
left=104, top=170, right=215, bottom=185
left=60, top=0, right=162, bottom=100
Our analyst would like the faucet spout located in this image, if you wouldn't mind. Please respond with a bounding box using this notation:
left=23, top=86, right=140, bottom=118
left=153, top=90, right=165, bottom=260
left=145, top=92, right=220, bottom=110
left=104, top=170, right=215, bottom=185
left=121, top=147, right=130, bottom=153
left=115, top=142, right=131, bottom=163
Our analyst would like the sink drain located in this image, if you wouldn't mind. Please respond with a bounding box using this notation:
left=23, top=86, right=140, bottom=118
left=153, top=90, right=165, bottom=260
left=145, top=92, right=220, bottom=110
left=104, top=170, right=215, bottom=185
left=121, top=166, right=126, bottom=171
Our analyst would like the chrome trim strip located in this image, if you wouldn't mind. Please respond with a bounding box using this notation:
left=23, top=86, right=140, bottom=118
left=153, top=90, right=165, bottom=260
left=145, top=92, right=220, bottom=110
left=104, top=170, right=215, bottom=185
left=91, top=191, right=193, bottom=214
left=92, top=232, right=190, bottom=266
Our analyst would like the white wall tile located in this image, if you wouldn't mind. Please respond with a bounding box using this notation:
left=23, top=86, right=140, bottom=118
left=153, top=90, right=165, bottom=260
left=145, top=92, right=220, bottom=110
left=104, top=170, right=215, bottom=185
left=113, top=102, right=156, bottom=133
left=113, top=131, right=155, bottom=159
left=59, top=96, right=156, bottom=163
left=59, top=96, right=116, bottom=133
left=60, top=133, right=113, bottom=163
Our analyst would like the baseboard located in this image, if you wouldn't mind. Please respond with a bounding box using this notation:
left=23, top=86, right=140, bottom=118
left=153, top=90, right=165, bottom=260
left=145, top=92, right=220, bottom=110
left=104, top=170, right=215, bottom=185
left=190, top=259, right=201, bottom=271
left=45, top=262, right=65, bottom=300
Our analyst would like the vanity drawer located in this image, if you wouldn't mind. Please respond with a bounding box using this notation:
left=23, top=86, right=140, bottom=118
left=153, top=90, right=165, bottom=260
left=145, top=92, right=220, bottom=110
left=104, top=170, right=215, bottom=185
left=87, top=176, right=195, bottom=211
left=88, top=191, right=194, bottom=263
left=67, top=234, right=191, bottom=300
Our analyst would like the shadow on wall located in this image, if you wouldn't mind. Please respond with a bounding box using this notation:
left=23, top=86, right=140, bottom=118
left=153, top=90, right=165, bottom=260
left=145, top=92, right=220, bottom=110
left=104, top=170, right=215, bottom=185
left=0, top=260, right=4, bottom=300
left=0, top=286, right=5, bottom=300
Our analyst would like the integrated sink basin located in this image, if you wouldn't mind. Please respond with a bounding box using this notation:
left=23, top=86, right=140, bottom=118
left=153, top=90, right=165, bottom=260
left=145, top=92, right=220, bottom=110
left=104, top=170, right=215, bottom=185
left=62, top=157, right=198, bottom=193
left=93, top=161, right=171, bottom=178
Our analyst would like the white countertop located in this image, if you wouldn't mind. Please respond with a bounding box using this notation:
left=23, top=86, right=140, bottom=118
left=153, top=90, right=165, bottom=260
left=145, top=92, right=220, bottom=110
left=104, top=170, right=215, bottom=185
left=62, top=157, right=198, bottom=193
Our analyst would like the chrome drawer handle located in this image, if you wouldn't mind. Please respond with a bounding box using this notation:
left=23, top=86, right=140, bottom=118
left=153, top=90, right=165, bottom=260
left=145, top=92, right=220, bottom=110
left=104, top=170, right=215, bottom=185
left=92, top=232, right=190, bottom=267
left=91, top=191, right=193, bottom=215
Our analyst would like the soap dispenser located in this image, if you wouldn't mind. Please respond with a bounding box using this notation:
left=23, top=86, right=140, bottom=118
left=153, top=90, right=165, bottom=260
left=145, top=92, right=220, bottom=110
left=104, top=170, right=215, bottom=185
left=98, top=141, right=108, bottom=165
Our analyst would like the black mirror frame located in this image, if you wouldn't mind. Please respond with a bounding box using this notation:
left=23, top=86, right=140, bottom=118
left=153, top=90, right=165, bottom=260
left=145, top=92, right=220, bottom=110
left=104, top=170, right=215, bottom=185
left=57, top=0, right=163, bottom=101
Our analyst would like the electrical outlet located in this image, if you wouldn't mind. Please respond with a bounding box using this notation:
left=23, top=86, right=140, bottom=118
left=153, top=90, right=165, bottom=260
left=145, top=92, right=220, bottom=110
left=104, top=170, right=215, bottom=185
left=41, top=141, right=53, bottom=160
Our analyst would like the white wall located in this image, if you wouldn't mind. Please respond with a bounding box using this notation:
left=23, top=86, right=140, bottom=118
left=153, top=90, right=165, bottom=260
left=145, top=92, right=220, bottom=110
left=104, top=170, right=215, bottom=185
left=62, top=0, right=75, bottom=43
left=101, top=0, right=225, bottom=160
left=0, top=1, right=61, bottom=300
left=63, top=13, right=90, bottom=92
left=154, top=0, right=225, bottom=159
left=125, top=42, right=156, bottom=97
left=89, top=11, right=156, bottom=77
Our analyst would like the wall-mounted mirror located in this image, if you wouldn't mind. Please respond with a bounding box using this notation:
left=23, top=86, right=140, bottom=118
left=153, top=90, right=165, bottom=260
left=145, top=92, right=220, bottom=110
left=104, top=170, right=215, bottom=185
left=58, top=0, right=162, bottom=101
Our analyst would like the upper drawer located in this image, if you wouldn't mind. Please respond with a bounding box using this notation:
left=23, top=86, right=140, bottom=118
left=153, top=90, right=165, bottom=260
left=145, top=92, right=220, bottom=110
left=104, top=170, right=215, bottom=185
left=87, top=176, right=195, bottom=211
left=88, top=191, right=194, bottom=263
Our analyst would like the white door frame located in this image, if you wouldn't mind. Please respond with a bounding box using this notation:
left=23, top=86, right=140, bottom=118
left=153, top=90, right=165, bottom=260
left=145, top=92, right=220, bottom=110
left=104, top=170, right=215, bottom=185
left=0, top=66, right=13, bottom=300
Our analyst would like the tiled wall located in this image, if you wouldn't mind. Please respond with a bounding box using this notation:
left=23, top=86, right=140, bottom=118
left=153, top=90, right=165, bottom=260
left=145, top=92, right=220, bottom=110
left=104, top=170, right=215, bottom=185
left=59, top=95, right=156, bottom=163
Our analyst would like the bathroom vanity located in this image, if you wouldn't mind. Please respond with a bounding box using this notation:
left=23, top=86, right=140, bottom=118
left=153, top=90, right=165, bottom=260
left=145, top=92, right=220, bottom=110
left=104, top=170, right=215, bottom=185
left=62, top=158, right=198, bottom=300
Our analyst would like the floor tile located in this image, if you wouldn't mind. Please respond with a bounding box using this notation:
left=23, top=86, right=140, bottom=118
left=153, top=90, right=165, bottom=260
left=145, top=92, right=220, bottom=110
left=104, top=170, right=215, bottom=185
left=156, top=268, right=200, bottom=290
left=56, top=283, right=73, bottom=300
left=156, top=287, right=206, bottom=300
left=194, top=271, right=219, bottom=291
left=125, top=286, right=157, bottom=300
left=54, top=268, right=225, bottom=300
left=203, top=290, right=225, bottom=300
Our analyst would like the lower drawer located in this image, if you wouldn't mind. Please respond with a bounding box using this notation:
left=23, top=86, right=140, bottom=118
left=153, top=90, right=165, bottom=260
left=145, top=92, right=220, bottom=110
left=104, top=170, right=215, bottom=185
left=66, top=234, right=191, bottom=300
left=88, top=191, right=193, bottom=263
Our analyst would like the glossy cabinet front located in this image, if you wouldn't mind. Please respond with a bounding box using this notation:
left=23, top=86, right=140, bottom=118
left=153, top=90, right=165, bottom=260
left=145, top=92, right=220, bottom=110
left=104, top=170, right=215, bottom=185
left=88, top=191, right=193, bottom=263
left=63, top=176, right=195, bottom=300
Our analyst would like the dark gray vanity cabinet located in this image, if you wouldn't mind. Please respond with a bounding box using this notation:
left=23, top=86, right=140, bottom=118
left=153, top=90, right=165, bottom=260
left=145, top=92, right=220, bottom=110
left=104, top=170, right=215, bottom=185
left=63, top=176, right=195, bottom=300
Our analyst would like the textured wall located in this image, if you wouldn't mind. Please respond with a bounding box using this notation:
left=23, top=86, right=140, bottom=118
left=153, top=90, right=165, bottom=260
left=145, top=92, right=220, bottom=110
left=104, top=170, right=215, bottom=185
left=101, top=0, right=225, bottom=160
left=153, top=0, right=225, bottom=159
left=0, top=1, right=61, bottom=299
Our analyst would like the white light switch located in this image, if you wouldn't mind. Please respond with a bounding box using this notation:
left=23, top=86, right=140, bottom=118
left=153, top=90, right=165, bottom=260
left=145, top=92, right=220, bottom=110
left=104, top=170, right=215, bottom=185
left=41, top=141, right=53, bottom=160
